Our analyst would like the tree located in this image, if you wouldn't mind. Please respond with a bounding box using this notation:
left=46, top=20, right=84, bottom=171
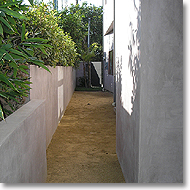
left=59, top=4, right=85, bottom=55
left=58, top=2, right=103, bottom=62
left=58, top=2, right=103, bottom=87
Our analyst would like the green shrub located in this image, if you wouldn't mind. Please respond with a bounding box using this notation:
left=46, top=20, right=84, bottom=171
left=24, top=2, right=78, bottom=67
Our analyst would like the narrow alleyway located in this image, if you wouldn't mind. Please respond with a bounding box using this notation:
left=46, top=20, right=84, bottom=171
left=46, top=91, right=125, bottom=183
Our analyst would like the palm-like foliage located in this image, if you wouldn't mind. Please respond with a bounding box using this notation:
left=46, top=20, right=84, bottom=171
left=0, top=0, right=50, bottom=120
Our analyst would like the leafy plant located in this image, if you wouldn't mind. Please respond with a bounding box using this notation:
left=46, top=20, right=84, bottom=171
left=77, top=76, right=86, bottom=87
left=24, top=2, right=78, bottom=67
left=59, top=4, right=86, bottom=53
left=0, top=0, right=51, bottom=120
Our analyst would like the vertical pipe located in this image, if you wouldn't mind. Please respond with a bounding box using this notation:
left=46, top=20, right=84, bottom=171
left=88, top=18, right=91, bottom=49
left=102, top=0, right=105, bottom=88
left=53, top=0, right=58, bottom=10
left=88, top=18, right=91, bottom=87
left=102, top=0, right=104, bottom=87
left=113, top=0, right=116, bottom=102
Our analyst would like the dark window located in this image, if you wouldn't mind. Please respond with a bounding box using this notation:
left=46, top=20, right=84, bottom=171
left=108, top=50, right=113, bottom=75
left=105, top=0, right=107, bottom=5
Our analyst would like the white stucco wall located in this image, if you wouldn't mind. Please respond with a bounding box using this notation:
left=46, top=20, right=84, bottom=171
left=103, top=0, right=114, bottom=31
left=115, top=0, right=183, bottom=183
left=115, top=0, right=141, bottom=182
left=103, top=0, right=114, bottom=92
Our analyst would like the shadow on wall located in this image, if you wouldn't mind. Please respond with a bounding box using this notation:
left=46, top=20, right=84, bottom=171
left=128, top=0, right=141, bottom=114
left=116, top=0, right=141, bottom=182
left=117, top=0, right=141, bottom=114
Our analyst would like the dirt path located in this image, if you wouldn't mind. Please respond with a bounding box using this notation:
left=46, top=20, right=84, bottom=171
left=46, top=91, right=125, bottom=183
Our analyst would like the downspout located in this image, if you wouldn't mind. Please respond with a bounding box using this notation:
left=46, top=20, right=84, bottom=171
left=102, top=0, right=105, bottom=89
left=113, top=0, right=116, bottom=103
left=53, top=0, right=58, bottom=10
left=88, top=18, right=91, bottom=87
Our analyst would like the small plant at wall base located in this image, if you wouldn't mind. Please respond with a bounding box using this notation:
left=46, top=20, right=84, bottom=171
left=77, top=76, right=87, bottom=87
left=0, top=0, right=51, bottom=120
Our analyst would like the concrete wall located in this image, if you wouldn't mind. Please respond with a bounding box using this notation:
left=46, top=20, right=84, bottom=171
left=103, top=34, right=114, bottom=93
left=139, top=0, right=183, bottom=182
left=103, top=0, right=114, bottom=93
left=104, top=70, right=114, bottom=92
left=0, top=100, right=47, bottom=183
left=76, top=62, right=84, bottom=86
left=0, top=65, right=76, bottom=182
left=115, top=0, right=183, bottom=183
left=30, top=65, right=76, bottom=148
left=115, top=0, right=141, bottom=182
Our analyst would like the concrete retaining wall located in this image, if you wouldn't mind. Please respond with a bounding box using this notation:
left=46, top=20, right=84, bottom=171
left=115, top=0, right=183, bottom=183
left=0, top=100, right=46, bottom=183
left=0, top=65, right=76, bottom=182
left=30, top=65, right=76, bottom=147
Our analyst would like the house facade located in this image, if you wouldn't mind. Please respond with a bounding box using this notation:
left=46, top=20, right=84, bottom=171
left=104, top=0, right=183, bottom=183
left=103, top=0, right=114, bottom=93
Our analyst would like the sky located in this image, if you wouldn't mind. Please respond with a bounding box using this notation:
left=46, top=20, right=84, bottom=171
left=69, top=0, right=102, bottom=7
left=23, top=0, right=103, bottom=8
left=58, top=0, right=103, bottom=10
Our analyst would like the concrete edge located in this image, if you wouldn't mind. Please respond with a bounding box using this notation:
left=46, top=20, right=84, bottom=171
left=0, top=99, right=45, bottom=147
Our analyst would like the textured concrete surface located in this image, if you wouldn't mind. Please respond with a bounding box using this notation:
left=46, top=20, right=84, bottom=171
left=115, top=0, right=141, bottom=182
left=139, top=0, right=183, bottom=182
left=104, top=70, right=114, bottom=92
left=30, top=66, right=76, bottom=148
left=115, top=0, right=183, bottom=183
left=0, top=100, right=46, bottom=183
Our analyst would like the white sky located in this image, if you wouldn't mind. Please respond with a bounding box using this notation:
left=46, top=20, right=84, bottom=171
left=69, top=0, right=102, bottom=6
left=23, top=0, right=103, bottom=7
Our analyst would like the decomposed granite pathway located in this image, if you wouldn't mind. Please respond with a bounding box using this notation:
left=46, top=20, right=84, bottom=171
left=46, top=91, right=125, bottom=183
